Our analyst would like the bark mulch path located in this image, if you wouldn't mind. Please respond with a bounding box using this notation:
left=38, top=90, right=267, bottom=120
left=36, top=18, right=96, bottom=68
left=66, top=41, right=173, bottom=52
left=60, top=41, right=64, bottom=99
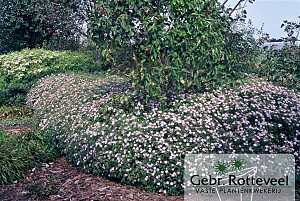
left=0, top=125, right=34, bottom=135
left=0, top=157, right=184, bottom=201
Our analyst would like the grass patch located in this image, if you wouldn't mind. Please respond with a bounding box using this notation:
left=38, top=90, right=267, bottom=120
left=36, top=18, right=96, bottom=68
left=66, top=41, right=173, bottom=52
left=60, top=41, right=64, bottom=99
left=0, top=105, right=34, bottom=127
left=0, top=105, right=33, bottom=121
left=0, top=130, right=59, bottom=185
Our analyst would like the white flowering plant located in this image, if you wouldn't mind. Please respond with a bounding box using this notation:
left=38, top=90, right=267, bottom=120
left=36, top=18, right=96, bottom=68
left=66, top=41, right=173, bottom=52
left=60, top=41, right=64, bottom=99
left=26, top=73, right=299, bottom=195
left=0, top=48, right=102, bottom=105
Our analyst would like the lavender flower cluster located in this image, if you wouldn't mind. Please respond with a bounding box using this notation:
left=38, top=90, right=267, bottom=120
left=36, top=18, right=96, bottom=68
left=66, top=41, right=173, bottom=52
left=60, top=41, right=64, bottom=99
left=27, top=74, right=299, bottom=195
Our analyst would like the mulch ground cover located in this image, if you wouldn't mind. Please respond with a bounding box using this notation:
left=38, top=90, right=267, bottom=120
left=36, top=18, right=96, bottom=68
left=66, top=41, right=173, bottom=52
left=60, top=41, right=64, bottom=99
left=0, top=157, right=184, bottom=201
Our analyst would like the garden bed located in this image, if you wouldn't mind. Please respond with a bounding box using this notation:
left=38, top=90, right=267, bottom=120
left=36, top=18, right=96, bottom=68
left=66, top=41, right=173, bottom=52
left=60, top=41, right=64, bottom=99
left=26, top=73, right=300, bottom=195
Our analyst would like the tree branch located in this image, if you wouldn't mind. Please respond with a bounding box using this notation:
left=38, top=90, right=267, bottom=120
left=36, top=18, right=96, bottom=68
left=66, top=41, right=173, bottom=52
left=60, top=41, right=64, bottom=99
left=219, top=0, right=229, bottom=9
left=229, top=0, right=244, bottom=16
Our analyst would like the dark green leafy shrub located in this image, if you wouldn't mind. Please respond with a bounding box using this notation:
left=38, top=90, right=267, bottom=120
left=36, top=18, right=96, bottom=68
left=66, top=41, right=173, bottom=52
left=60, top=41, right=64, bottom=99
left=42, top=36, right=81, bottom=51
left=0, top=0, right=94, bottom=54
left=257, top=44, right=300, bottom=91
left=2, top=81, right=36, bottom=105
left=89, top=0, right=240, bottom=100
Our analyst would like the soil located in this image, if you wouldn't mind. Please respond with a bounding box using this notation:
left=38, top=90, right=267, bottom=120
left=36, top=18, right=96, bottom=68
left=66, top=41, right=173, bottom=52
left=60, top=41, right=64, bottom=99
left=0, top=157, right=184, bottom=201
left=0, top=125, right=34, bottom=135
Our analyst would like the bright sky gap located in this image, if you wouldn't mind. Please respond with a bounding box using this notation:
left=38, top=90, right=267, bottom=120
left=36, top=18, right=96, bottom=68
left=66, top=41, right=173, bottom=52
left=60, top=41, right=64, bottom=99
left=219, top=0, right=300, bottom=39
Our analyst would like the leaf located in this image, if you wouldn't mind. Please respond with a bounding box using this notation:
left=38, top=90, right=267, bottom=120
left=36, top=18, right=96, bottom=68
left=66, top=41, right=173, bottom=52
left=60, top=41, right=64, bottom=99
left=179, top=77, right=185, bottom=84
left=181, top=68, right=190, bottom=73
left=101, top=49, right=106, bottom=57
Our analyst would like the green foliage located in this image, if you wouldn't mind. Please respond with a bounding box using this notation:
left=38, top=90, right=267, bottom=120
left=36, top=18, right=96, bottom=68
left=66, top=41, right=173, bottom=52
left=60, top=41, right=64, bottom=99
left=0, top=118, right=33, bottom=127
left=0, top=49, right=103, bottom=105
left=281, top=16, right=300, bottom=42
left=89, top=0, right=239, bottom=100
left=1, top=81, right=35, bottom=105
left=0, top=105, right=33, bottom=121
left=0, top=105, right=33, bottom=127
left=226, top=17, right=299, bottom=92
left=0, top=0, right=37, bottom=53
left=237, top=18, right=300, bottom=92
left=0, top=0, right=95, bottom=53
left=42, top=36, right=81, bottom=51
left=26, top=176, right=58, bottom=200
left=227, top=20, right=263, bottom=72
left=0, top=131, right=59, bottom=185
left=256, top=44, right=300, bottom=91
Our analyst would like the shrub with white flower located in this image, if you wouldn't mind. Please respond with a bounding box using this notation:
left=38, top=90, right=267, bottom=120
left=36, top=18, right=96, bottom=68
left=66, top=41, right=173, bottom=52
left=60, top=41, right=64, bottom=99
left=27, top=74, right=299, bottom=195
left=0, top=49, right=101, bottom=85
left=0, top=48, right=102, bottom=105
